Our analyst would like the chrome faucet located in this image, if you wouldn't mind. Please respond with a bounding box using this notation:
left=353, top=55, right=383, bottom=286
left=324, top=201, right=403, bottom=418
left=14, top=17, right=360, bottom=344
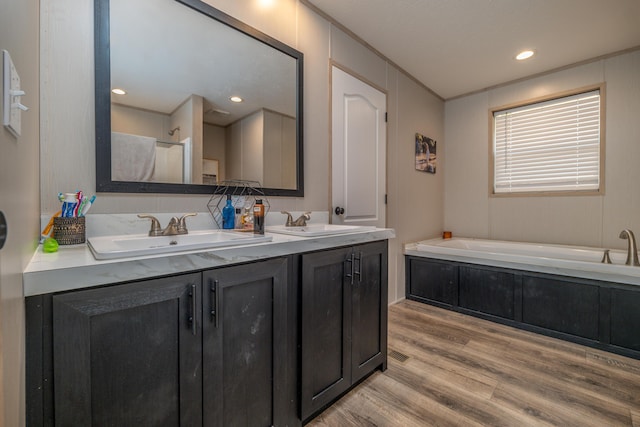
left=138, top=213, right=197, bottom=236
left=619, top=229, right=640, bottom=266
left=281, top=211, right=311, bottom=227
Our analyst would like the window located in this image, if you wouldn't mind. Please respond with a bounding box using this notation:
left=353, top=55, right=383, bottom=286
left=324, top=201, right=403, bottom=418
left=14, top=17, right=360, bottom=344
left=491, top=87, right=603, bottom=195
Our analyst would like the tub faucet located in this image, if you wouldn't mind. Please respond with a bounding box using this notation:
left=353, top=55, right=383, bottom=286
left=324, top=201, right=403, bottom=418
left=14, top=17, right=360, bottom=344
left=281, top=211, right=311, bottom=227
left=619, top=229, right=640, bottom=266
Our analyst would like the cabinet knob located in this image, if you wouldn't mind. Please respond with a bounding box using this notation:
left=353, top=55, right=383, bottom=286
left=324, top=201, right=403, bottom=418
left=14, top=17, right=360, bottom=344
left=335, top=206, right=345, bottom=215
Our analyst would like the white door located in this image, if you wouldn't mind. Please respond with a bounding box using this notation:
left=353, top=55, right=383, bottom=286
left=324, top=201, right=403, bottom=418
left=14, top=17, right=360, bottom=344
left=331, top=66, right=386, bottom=227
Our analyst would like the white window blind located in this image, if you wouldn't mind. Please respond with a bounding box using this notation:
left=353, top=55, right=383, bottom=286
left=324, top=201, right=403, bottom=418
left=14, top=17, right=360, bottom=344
left=493, top=89, right=601, bottom=194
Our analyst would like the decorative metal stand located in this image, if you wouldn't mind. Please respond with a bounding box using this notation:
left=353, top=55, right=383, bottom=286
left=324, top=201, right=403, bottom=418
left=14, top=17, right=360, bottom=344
left=207, top=180, right=270, bottom=229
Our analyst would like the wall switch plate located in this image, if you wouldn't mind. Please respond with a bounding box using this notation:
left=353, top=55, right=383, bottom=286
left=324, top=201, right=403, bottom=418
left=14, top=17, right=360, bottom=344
left=3, top=50, right=27, bottom=138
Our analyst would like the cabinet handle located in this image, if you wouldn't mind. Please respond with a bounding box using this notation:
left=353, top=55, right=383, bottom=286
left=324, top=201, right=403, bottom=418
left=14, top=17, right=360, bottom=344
left=354, top=251, right=363, bottom=283
left=346, top=253, right=355, bottom=284
left=210, top=279, right=219, bottom=328
left=189, top=284, right=197, bottom=336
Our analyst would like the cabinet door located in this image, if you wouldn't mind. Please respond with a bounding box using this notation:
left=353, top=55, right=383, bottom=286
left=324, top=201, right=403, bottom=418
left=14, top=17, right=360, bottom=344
left=300, top=247, right=353, bottom=421
left=406, top=257, right=458, bottom=306
left=351, top=241, right=388, bottom=384
left=202, top=258, right=289, bottom=427
left=52, top=273, right=202, bottom=427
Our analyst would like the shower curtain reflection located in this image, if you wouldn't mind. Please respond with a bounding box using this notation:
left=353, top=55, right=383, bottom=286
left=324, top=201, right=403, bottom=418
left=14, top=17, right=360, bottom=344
left=111, top=132, right=192, bottom=184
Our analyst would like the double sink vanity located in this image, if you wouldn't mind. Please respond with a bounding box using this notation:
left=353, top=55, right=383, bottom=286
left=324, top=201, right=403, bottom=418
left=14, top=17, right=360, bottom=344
left=24, top=0, right=394, bottom=422
left=24, top=215, right=394, bottom=426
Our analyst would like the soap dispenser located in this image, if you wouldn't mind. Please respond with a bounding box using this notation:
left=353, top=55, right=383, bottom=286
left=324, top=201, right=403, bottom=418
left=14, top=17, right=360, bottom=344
left=222, top=195, right=235, bottom=229
left=253, top=199, right=265, bottom=234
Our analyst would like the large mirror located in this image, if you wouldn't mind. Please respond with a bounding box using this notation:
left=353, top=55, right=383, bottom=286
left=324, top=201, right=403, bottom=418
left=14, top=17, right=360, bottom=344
left=95, top=0, right=304, bottom=196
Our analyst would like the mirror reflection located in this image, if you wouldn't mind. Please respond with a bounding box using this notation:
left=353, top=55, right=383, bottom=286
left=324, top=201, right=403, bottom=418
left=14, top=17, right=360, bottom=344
left=95, top=0, right=304, bottom=195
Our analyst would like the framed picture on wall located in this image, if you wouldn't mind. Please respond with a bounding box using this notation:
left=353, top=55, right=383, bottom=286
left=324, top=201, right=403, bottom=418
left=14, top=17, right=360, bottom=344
left=415, top=133, right=437, bottom=174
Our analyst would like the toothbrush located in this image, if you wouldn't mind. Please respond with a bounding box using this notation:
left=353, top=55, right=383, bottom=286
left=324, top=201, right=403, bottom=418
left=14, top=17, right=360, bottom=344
left=80, top=195, right=96, bottom=216
left=73, top=191, right=83, bottom=217
left=77, top=196, right=88, bottom=217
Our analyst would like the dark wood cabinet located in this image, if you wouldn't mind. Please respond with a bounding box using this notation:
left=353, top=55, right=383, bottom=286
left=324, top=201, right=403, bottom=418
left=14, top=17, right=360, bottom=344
left=300, top=241, right=388, bottom=421
left=202, top=258, right=290, bottom=427
left=27, top=258, right=294, bottom=427
left=300, top=246, right=352, bottom=420
left=27, top=241, right=391, bottom=426
left=51, top=273, right=203, bottom=427
left=351, top=242, right=388, bottom=384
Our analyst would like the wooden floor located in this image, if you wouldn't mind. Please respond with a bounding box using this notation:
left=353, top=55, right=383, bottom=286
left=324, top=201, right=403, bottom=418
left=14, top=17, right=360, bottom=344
left=308, top=299, right=640, bottom=426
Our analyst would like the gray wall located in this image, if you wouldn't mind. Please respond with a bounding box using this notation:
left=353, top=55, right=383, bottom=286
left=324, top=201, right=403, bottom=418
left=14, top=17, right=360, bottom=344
left=444, top=49, right=640, bottom=250
left=1, top=0, right=41, bottom=425
left=39, top=0, right=446, bottom=303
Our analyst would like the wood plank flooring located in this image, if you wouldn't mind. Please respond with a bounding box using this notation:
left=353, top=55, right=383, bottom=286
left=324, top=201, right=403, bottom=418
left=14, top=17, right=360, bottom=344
left=307, top=299, right=640, bottom=426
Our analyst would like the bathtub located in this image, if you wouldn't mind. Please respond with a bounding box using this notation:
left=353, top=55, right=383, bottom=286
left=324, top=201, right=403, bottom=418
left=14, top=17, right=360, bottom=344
left=404, top=237, right=640, bottom=286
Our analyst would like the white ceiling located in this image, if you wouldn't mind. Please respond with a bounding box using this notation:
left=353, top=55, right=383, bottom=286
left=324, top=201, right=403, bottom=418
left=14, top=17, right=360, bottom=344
left=306, top=0, right=640, bottom=100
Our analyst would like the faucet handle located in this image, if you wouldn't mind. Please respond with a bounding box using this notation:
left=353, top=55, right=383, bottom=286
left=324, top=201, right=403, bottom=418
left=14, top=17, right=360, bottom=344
left=138, top=214, right=163, bottom=236
left=281, top=211, right=294, bottom=227
left=178, top=213, right=197, bottom=234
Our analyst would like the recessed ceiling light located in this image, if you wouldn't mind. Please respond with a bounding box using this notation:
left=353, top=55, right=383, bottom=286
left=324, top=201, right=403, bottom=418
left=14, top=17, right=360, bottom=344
left=229, top=96, right=243, bottom=103
left=516, top=50, right=535, bottom=61
left=111, top=88, right=126, bottom=95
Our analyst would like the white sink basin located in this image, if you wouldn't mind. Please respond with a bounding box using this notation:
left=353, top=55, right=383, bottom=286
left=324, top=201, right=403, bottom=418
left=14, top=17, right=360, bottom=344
left=266, top=224, right=375, bottom=237
left=88, top=230, right=272, bottom=260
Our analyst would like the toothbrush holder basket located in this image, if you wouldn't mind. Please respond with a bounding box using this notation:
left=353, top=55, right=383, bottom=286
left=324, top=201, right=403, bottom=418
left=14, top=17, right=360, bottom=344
left=53, top=217, right=86, bottom=245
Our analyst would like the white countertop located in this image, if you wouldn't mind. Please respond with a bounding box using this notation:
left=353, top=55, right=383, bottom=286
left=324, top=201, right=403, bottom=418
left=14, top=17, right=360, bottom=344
left=25, top=226, right=395, bottom=296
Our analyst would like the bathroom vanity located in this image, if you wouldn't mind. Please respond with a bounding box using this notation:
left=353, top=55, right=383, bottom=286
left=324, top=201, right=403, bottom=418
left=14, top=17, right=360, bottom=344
left=25, top=227, right=393, bottom=426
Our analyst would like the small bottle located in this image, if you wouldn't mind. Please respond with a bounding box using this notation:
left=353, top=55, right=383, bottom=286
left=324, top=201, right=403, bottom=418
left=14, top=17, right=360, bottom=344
left=242, top=205, right=253, bottom=230
left=222, top=195, right=235, bottom=229
left=253, top=199, right=265, bottom=234
left=234, top=208, right=243, bottom=230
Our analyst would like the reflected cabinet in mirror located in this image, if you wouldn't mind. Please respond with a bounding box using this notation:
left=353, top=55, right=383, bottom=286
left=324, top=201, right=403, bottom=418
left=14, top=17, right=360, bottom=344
left=95, top=0, right=304, bottom=195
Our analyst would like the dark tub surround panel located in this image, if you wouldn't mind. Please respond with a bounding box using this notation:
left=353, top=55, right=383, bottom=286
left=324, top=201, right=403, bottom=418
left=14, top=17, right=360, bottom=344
left=459, top=265, right=520, bottom=321
left=407, top=257, right=457, bottom=307
left=521, top=275, right=601, bottom=341
left=405, top=256, right=640, bottom=360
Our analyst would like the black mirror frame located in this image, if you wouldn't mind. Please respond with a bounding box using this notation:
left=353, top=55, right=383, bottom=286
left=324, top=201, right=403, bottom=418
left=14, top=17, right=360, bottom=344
left=94, top=0, right=304, bottom=196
